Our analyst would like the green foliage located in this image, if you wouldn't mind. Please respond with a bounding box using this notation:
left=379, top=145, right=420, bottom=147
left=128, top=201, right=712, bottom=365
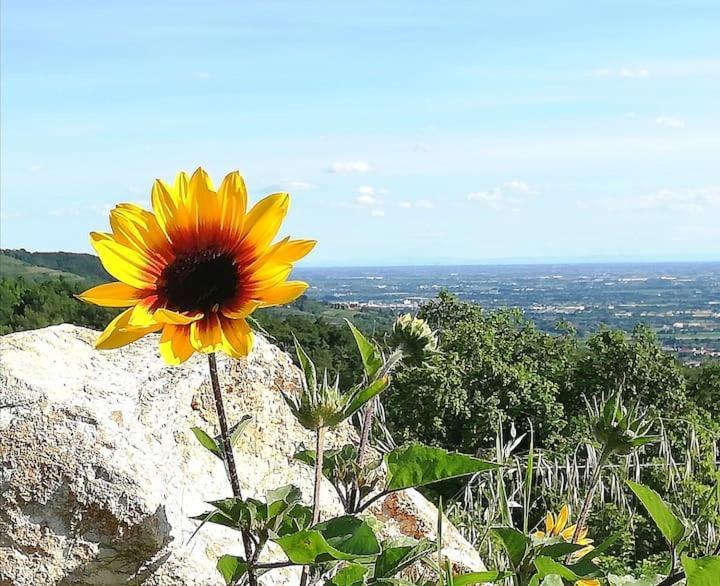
left=626, top=481, right=686, bottom=546
left=681, top=555, right=720, bottom=586
left=384, top=444, right=499, bottom=492
left=0, top=276, right=120, bottom=335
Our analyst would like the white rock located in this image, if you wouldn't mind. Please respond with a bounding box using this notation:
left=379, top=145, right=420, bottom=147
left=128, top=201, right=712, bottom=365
left=0, top=324, right=483, bottom=585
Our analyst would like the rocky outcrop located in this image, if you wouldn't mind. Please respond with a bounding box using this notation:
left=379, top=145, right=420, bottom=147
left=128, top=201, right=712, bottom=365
left=0, top=325, right=483, bottom=585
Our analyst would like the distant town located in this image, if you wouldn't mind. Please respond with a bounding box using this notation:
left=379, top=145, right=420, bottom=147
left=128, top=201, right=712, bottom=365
left=296, top=262, right=720, bottom=364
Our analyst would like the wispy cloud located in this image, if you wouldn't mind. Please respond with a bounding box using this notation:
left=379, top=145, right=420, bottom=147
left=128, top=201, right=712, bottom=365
left=398, top=199, right=434, bottom=209
left=655, top=115, right=686, bottom=129
left=329, top=161, right=370, bottom=174
left=264, top=179, right=316, bottom=192
left=594, top=66, right=650, bottom=79
left=466, top=180, right=538, bottom=210
left=586, top=187, right=720, bottom=213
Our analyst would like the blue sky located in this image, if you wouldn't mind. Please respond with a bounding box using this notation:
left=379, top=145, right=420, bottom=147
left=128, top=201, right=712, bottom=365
left=2, top=1, right=719, bottom=266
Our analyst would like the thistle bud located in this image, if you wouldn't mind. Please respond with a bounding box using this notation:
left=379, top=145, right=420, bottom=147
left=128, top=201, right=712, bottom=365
left=387, top=313, right=439, bottom=367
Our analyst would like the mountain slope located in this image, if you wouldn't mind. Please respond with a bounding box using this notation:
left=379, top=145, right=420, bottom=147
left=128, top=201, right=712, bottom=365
left=0, top=249, right=109, bottom=282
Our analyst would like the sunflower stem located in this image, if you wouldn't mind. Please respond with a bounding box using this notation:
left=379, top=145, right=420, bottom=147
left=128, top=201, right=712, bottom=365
left=572, top=445, right=611, bottom=547
left=207, top=353, right=258, bottom=586
left=300, top=425, right=326, bottom=586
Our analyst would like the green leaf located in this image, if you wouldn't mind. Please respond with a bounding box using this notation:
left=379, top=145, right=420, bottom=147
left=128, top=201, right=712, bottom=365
left=216, top=555, right=248, bottom=585
left=579, top=532, right=620, bottom=559
left=373, top=540, right=434, bottom=579
left=228, top=415, right=252, bottom=446
left=452, top=570, right=513, bottom=585
left=384, top=444, right=500, bottom=492
left=344, top=377, right=390, bottom=421
left=294, top=336, right=317, bottom=391
left=275, top=516, right=380, bottom=564
left=538, top=576, right=563, bottom=586
left=490, top=527, right=530, bottom=569
left=346, top=320, right=383, bottom=379
left=315, top=515, right=381, bottom=558
left=191, top=427, right=221, bottom=459
left=538, top=541, right=585, bottom=560
left=681, top=555, right=720, bottom=586
left=533, top=556, right=579, bottom=581
left=626, top=480, right=685, bottom=545
left=328, top=563, right=368, bottom=586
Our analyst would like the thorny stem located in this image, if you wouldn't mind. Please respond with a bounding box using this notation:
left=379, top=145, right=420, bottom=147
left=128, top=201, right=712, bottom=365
left=207, top=353, right=258, bottom=586
left=572, top=445, right=611, bottom=546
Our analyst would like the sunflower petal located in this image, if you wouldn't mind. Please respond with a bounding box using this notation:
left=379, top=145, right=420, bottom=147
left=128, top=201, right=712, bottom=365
left=545, top=511, right=555, bottom=534
left=90, top=232, right=159, bottom=289
left=110, top=203, right=172, bottom=260
left=241, top=192, right=289, bottom=255
left=155, top=308, right=204, bottom=325
left=560, top=524, right=578, bottom=541
left=159, top=324, right=195, bottom=365
left=190, top=314, right=223, bottom=353
left=217, top=171, right=247, bottom=240
left=246, top=263, right=293, bottom=292
left=188, top=167, right=220, bottom=246
left=127, top=298, right=159, bottom=327
left=555, top=505, right=570, bottom=535
left=221, top=300, right=262, bottom=319
left=220, top=317, right=254, bottom=358
left=95, top=308, right=161, bottom=350
left=151, top=178, right=192, bottom=245
left=77, top=281, right=148, bottom=308
left=258, top=281, right=308, bottom=307
left=266, top=238, right=317, bottom=264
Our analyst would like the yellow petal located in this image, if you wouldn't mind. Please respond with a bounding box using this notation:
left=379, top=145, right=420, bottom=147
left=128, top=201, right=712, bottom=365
left=560, top=524, right=578, bottom=541
left=151, top=178, right=192, bottom=245
left=532, top=531, right=546, bottom=539
left=95, top=308, right=161, bottom=350
left=220, top=317, right=254, bottom=358
left=110, top=203, right=172, bottom=260
left=90, top=232, right=159, bottom=289
left=555, top=505, right=570, bottom=535
left=246, top=263, right=293, bottom=291
left=154, top=308, right=204, bottom=325
left=159, top=324, right=195, bottom=365
left=545, top=511, right=555, bottom=535
left=258, top=281, right=308, bottom=307
left=190, top=314, right=223, bottom=353
left=241, top=192, right=289, bottom=255
left=217, top=171, right=247, bottom=240
left=188, top=167, right=220, bottom=245
left=576, top=580, right=600, bottom=586
left=127, top=299, right=158, bottom=327
left=221, top=300, right=262, bottom=319
left=265, top=237, right=317, bottom=264
left=77, top=281, right=148, bottom=308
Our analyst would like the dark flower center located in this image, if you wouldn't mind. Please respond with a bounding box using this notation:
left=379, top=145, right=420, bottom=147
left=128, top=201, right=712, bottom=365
left=159, top=249, right=238, bottom=313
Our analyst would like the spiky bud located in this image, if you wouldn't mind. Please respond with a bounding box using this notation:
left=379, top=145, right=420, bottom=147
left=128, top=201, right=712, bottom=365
left=387, top=313, right=439, bottom=367
left=590, top=392, right=658, bottom=455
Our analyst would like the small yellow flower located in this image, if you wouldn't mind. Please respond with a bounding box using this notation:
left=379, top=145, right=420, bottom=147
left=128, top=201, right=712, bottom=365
left=78, top=168, right=315, bottom=364
left=533, top=504, right=595, bottom=559
left=575, top=580, right=600, bottom=586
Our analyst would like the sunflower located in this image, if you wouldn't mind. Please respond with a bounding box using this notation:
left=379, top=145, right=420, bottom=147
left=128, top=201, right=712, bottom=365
left=78, top=168, right=315, bottom=365
left=533, top=505, right=598, bottom=585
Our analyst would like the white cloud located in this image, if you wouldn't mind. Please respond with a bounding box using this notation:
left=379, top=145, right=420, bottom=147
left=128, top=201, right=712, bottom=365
left=265, top=179, right=316, bottom=192
left=355, top=185, right=382, bottom=206
left=466, top=180, right=537, bottom=210
left=329, top=161, right=370, bottom=174
left=397, top=199, right=434, bottom=209
left=604, top=187, right=720, bottom=213
left=655, top=116, right=686, bottom=129
left=594, top=66, right=650, bottom=79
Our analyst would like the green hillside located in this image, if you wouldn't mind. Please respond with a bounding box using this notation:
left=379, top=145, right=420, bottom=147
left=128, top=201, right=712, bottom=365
left=1, top=249, right=109, bottom=283
left=0, top=254, right=85, bottom=282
